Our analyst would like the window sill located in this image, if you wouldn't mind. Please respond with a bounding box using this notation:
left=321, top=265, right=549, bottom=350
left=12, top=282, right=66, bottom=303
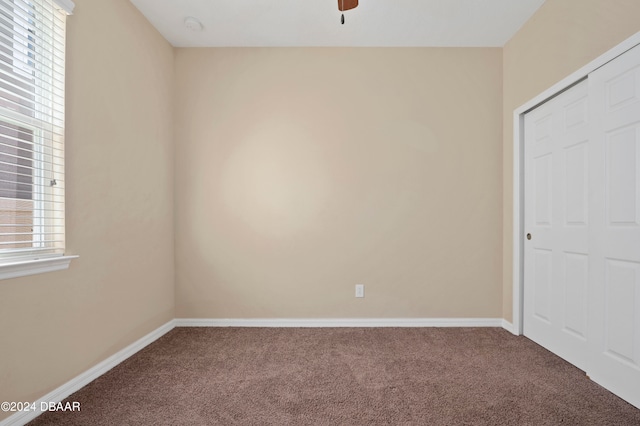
left=0, top=255, right=79, bottom=280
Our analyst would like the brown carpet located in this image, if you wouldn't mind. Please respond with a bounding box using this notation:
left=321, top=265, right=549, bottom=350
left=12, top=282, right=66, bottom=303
left=28, top=327, right=640, bottom=425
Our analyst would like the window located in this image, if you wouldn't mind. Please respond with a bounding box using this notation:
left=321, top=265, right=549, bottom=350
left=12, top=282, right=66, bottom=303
left=0, top=0, right=74, bottom=278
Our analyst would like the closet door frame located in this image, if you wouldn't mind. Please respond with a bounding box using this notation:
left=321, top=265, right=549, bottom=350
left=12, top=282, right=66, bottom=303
left=511, top=31, right=640, bottom=336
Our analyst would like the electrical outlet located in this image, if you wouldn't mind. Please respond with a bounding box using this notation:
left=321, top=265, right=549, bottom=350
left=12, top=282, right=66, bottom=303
left=355, top=284, right=364, bottom=298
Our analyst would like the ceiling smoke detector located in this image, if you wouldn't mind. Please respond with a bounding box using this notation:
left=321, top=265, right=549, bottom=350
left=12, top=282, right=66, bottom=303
left=184, top=17, right=203, bottom=32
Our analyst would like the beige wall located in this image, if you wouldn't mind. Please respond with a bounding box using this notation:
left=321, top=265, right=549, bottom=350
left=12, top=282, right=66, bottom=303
left=8, top=0, right=639, bottom=414
left=175, top=48, right=503, bottom=318
left=502, top=0, right=640, bottom=321
left=0, top=0, right=175, bottom=418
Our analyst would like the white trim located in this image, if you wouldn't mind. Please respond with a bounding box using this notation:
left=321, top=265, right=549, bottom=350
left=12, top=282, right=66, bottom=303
left=511, top=30, right=640, bottom=336
left=53, top=0, right=75, bottom=15
left=174, top=318, right=504, bottom=328
left=0, top=320, right=175, bottom=426
left=0, top=255, right=78, bottom=281
left=501, top=319, right=516, bottom=335
left=0, top=317, right=508, bottom=425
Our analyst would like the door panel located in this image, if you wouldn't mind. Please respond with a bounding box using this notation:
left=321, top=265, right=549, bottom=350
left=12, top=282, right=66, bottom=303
left=524, top=42, right=640, bottom=410
left=524, top=80, right=590, bottom=372
left=606, top=128, right=638, bottom=225
left=533, top=248, right=552, bottom=321
left=564, top=142, right=588, bottom=225
left=588, top=44, right=640, bottom=408
left=563, top=252, right=588, bottom=339
left=534, top=154, right=553, bottom=225
left=604, top=259, right=639, bottom=365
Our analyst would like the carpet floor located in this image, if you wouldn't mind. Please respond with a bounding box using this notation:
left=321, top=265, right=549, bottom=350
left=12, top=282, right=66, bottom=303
left=28, top=327, right=640, bottom=425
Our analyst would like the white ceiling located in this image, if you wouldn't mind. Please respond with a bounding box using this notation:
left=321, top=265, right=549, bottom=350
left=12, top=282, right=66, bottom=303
left=129, top=0, right=546, bottom=48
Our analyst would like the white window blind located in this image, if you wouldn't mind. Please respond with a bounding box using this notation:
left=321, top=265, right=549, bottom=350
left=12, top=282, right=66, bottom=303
left=0, top=0, right=72, bottom=264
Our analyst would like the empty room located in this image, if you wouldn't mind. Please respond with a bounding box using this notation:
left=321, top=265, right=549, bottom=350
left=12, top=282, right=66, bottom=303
left=1, top=0, right=640, bottom=424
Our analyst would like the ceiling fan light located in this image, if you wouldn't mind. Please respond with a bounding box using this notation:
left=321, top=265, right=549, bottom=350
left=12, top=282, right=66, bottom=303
left=338, top=0, right=358, bottom=12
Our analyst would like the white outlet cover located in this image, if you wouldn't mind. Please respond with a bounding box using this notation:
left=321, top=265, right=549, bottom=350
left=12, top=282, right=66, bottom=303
left=355, top=284, right=364, bottom=298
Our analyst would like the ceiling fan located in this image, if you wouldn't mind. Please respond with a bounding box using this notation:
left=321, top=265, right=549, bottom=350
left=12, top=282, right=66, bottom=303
left=338, top=0, right=358, bottom=24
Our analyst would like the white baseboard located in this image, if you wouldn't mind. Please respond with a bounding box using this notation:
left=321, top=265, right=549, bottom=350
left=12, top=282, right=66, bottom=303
left=174, top=317, right=504, bottom=328
left=1, top=317, right=511, bottom=425
left=0, top=320, right=175, bottom=426
left=501, top=319, right=517, bottom=335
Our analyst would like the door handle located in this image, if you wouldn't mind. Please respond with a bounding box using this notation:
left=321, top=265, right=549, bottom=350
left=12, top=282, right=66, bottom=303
left=526, top=233, right=532, bottom=240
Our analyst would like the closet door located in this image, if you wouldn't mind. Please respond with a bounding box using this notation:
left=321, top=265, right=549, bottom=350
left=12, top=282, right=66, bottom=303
left=523, top=80, right=590, bottom=372
left=524, top=42, right=640, bottom=409
left=587, top=44, right=640, bottom=409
